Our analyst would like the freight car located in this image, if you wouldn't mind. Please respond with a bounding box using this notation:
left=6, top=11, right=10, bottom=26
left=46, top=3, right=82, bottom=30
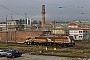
left=25, top=35, right=75, bottom=47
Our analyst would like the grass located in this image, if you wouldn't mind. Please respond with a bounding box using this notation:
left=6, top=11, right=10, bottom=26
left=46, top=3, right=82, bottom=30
left=0, top=44, right=8, bottom=47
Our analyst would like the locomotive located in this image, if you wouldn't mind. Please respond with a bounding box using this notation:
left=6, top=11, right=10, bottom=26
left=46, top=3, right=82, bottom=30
left=24, top=34, right=75, bottom=47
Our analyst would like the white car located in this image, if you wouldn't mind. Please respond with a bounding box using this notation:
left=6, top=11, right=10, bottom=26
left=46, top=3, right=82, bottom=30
left=0, top=50, right=7, bottom=57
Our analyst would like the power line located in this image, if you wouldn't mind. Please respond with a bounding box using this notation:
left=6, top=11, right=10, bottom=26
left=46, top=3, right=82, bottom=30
left=0, top=1, right=90, bottom=21
left=0, top=1, right=89, bottom=15
left=28, top=0, right=60, bottom=6
left=28, top=0, right=90, bottom=14
left=28, top=0, right=90, bottom=8
left=0, top=4, right=24, bottom=17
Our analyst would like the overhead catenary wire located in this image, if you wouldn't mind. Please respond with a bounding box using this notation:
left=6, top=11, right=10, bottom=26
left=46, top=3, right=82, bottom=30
left=0, top=0, right=90, bottom=14
left=28, top=0, right=90, bottom=17
left=0, top=1, right=89, bottom=16
left=0, top=0, right=90, bottom=21
left=28, top=0, right=59, bottom=6
left=28, top=0, right=90, bottom=9
left=0, top=4, right=24, bottom=18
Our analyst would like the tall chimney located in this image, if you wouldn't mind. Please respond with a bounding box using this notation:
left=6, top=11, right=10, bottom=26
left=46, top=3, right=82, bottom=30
left=41, top=5, right=45, bottom=28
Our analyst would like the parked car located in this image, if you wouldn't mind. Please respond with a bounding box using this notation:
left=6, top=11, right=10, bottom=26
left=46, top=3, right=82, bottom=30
left=0, top=50, right=7, bottom=57
left=6, top=50, right=22, bottom=58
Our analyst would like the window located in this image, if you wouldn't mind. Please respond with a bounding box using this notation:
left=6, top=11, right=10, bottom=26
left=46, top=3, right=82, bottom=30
left=10, top=23, right=11, bottom=25
left=74, top=31, right=78, bottom=33
left=79, top=31, right=82, bottom=33
left=86, top=31, right=87, bottom=33
left=79, top=36, right=82, bottom=38
left=83, top=36, right=84, bottom=38
left=14, top=23, right=15, bottom=25
left=8, top=23, right=9, bottom=25
left=83, top=31, right=85, bottom=33
left=69, top=36, right=74, bottom=41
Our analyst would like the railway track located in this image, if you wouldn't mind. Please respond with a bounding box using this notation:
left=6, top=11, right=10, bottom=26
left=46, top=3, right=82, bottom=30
left=0, top=40, right=90, bottom=58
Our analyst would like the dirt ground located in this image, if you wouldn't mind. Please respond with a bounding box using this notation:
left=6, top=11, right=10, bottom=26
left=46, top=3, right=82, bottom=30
left=0, top=54, right=66, bottom=60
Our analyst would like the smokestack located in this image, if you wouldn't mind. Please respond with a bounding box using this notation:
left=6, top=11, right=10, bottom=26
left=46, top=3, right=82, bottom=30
left=41, top=5, right=45, bottom=28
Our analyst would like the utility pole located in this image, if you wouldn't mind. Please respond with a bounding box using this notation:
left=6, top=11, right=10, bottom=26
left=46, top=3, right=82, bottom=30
left=11, top=14, right=13, bottom=20
left=54, top=20, right=55, bottom=35
left=25, top=13, right=27, bottom=39
left=6, top=15, right=8, bottom=45
left=25, top=13, right=27, bottom=31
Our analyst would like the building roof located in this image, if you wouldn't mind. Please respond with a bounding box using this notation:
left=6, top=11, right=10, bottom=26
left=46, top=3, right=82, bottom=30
left=81, top=25, right=89, bottom=28
left=7, top=20, right=19, bottom=22
left=67, top=22, right=79, bottom=26
left=44, top=22, right=53, bottom=27
left=69, top=27, right=89, bottom=30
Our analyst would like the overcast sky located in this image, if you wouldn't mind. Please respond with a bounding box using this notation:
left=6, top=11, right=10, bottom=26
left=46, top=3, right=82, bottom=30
left=0, top=0, right=90, bottom=22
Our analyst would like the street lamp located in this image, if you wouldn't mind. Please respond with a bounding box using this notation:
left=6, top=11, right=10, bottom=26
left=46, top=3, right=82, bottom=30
left=54, top=20, right=55, bottom=35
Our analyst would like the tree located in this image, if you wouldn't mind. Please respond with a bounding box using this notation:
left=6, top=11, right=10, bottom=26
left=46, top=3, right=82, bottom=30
left=38, top=21, right=42, bottom=24
left=32, top=20, right=38, bottom=24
